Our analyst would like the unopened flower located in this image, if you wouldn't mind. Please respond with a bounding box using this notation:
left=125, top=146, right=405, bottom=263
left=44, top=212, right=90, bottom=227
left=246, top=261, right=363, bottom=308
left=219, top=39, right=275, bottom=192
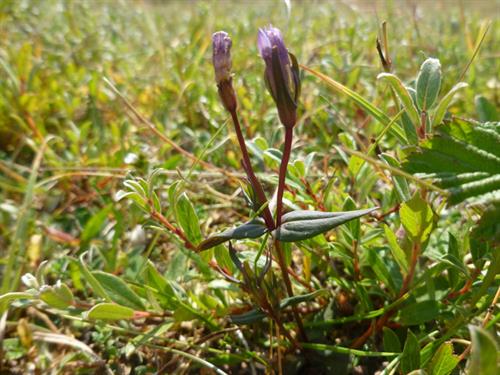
left=212, top=31, right=237, bottom=111
left=258, top=26, right=300, bottom=128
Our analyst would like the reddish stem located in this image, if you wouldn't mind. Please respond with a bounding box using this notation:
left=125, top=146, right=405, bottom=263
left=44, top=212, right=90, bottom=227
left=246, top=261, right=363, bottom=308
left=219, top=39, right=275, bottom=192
left=229, top=110, right=275, bottom=230
left=276, top=128, right=293, bottom=227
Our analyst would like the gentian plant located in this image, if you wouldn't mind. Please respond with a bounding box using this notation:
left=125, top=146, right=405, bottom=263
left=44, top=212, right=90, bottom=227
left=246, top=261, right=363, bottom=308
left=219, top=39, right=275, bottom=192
left=204, top=26, right=376, bottom=347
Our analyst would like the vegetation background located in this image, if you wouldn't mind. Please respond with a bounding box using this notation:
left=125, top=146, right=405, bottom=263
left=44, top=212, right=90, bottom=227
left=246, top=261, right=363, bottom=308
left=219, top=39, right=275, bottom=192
left=0, top=0, right=498, bottom=374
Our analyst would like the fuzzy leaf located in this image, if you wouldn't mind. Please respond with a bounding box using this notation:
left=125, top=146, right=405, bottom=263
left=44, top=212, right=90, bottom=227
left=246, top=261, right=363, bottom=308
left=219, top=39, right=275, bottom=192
left=416, top=58, right=441, bottom=111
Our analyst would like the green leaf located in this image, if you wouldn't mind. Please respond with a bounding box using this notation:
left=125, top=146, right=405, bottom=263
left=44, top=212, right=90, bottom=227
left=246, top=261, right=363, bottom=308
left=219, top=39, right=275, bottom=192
left=398, top=300, right=439, bottom=326
left=432, top=82, right=468, bottom=127
left=198, top=219, right=268, bottom=251
left=380, top=153, right=411, bottom=202
left=0, top=292, right=34, bottom=308
left=175, top=193, right=202, bottom=245
left=468, top=325, right=499, bottom=374
left=427, top=342, right=459, bottom=375
left=404, top=121, right=500, bottom=204
left=401, top=330, right=421, bottom=373
left=383, top=327, right=401, bottom=353
left=77, top=254, right=111, bottom=302
left=365, top=248, right=396, bottom=292
left=39, top=282, right=74, bottom=309
left=475, top=95, right=499, bottom=122
left=92, top=271, right=145, bottom=310
left=416, top=58, right=441, bottom=111
left=378, top=73, right=420, bottom=126
left=383, top=224, right=409, bottom=274
left=85, top=303, right=134, bottom=320
left=400, top=194, right=434, bottom=243
left=274, top=207, right=377, bottom=242
left=342, top=196, right=360, bottom=241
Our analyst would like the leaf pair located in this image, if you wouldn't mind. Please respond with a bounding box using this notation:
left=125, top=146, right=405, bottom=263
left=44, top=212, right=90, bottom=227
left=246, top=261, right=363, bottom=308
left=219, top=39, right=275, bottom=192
left=198, top=207, right=377, bottom=250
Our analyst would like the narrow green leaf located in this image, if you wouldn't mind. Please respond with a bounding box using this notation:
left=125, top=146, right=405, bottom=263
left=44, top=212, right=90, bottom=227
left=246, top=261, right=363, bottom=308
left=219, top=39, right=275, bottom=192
left=383, top=327, right=402, bottom=353
left=416, top=58, right=442, bottom=111
left=274, top=207, right=377, bottom=242
left=468, top=325, right=499, bottom=374
left=427, top=342, right=459, bottom=375
left=432, top=82, right=468, bottom=127
left=175, top=193, right=202, bottom=244
left=92, top=271, right=145, bottom=310
left=85, top=303, right=134, bottom=320
left=198, top=219, right=268, bottom=251
left=401, top=330, right=421, bottom=373
left=77, top=254, right=111, bottom=302
left=0, top=292, right=34, bottom=307
left=378, top=73, right=420, bottom=126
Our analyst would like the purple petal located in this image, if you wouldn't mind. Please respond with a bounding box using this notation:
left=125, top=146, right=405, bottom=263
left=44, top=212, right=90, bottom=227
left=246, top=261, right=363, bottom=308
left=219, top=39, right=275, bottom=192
left=257, top=28, right=272, bottom=60
left=212, top=31, right=232, bottom=84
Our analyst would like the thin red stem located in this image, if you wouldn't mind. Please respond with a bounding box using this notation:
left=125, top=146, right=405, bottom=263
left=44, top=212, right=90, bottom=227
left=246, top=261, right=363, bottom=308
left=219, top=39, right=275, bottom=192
left=276, top=128, right=293, bottom=227
left=230, top=110, right=275, bottom=230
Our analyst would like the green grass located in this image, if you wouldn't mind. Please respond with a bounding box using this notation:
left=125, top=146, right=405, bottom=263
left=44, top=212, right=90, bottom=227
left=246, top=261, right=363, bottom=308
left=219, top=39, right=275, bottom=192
left=0, top=0, right=499, bottom=373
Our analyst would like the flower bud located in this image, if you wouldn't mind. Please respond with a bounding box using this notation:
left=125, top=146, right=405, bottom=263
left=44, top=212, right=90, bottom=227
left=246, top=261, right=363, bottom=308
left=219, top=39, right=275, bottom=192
left=212, top=31, right=237, bottom=112
left=257, top=26, right=300, bottom=128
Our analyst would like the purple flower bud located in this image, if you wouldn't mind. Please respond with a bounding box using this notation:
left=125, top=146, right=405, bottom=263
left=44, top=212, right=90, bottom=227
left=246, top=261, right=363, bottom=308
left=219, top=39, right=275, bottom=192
left=257, top=25, right=300, bottom=128
left=212, top=31, right=232, bottom=85
left=212, top=31, right=237, bottom=112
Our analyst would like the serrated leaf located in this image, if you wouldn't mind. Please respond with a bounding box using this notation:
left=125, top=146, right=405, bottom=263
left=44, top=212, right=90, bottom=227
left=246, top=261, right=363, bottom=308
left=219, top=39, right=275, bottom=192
left=92, top=271, right=145, bottom=310
left=378, top=73, right=420, bottom=126
left=404, top=121, right=500, bottom=251
left=427, top=342, right=459, bottom=375
left=198, top=219, right=268, bottom=251
left=274, top=208, right=377, bottom=242
left=416, top=58, right=441, bottom=111
left=401, top=330, right=421, bottom=373
left=85, top=303, right=134, bottom=320
left=432, top=82, right=468, bottom=127
left=400, top=194, right=434, bottom=243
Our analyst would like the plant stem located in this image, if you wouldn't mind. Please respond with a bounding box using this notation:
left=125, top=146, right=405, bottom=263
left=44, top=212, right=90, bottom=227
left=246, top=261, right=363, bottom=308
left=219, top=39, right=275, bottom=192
left=275, top=241, right=308, bottom=342
left=273, top=127, right=308, bottom=342
left=276, top=128, right=293, bottom=227
left=229, top=110, right=275, bottom=230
